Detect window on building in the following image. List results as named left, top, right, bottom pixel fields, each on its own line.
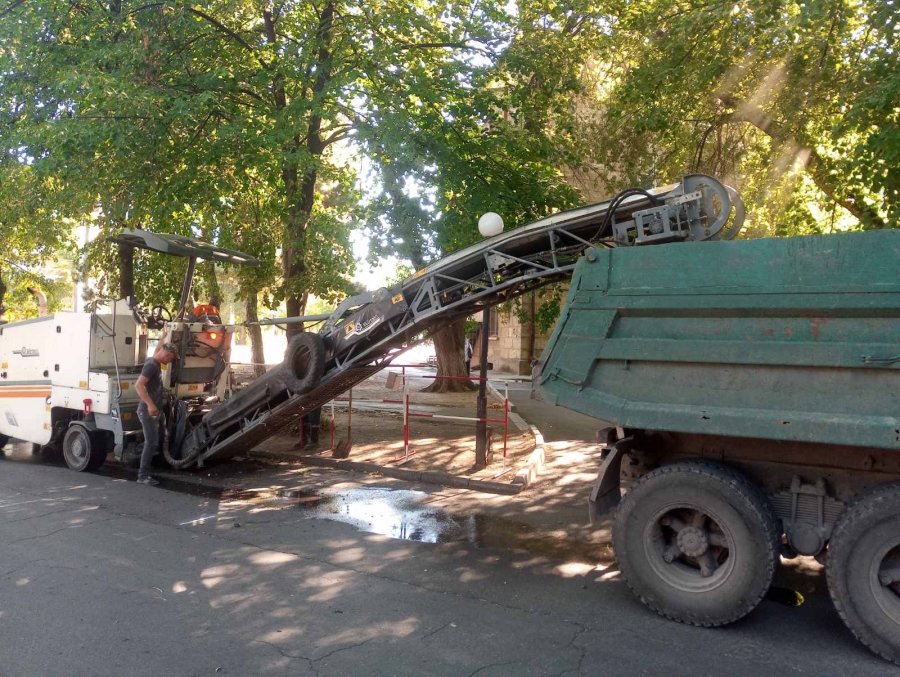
left=488, top=308, right=499, bottom=338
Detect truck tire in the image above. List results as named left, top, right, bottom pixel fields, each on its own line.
left=282, top=332, right=326, bottom=394
left=612, top=460, right=780, bottom=627
left=826, top=482, right=900, bottom=666
left=0, top=434, right=9, bottom=450
left=62, top=427, right=108, bottom=472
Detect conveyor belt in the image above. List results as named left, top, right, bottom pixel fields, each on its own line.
left=195, top=364, right=384, bottom=465
left=187, top=174, right=742, bottom=467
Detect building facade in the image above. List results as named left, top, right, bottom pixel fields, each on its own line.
left=474, top=290, right=561, bottom=376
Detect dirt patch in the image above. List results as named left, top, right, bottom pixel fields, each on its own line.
left=255, top=408, right=531, bottom=481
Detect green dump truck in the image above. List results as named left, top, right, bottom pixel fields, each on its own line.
left=533, top=229, right=900, bottom=666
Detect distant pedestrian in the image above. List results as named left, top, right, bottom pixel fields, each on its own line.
left=302, top=407, right=322, bottom=449
left=465, top=337, right=473, bottom=373
left=134, top=341, right=180, bottom=486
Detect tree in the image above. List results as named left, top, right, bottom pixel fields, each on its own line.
left=358, top=2, right=602, bottom=390
left=2, top=0, right=513, bottom=345
left=0, top=159, right=73, bottom=322
left=578, top=0, right=896, bottom=232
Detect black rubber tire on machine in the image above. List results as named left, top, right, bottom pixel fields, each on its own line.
left=0, top=434, right=9, bottom=450
left=282, top=332, right=326, bottom=393
left=612, top=460, right=780, bottom=627
left=827, top=482, right=900, bottom=666
left=62, top=426, right=109, bottom=472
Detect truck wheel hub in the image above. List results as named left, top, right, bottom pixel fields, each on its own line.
left=677, top=526, right=709, bottom=557
left=72, top=439, right=86, bottom=459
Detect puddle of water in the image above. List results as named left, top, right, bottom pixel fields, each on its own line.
left=271, top=487, right=609, bottom=564
left=3, top=446, right=608, bottom=564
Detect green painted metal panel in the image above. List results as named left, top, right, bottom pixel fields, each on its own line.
left=534, top=230, right=900, bottom=450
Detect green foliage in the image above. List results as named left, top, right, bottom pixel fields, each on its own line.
left=579, top=0, right=897, bottom=231
left=358, top=1, right=607, bottom=266
left=0, top=160, right=74, bottom=319
left=3, top=0, right=896, bottom=336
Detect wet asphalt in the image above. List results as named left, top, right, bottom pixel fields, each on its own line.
left=0, top=444, right=896, bottom=677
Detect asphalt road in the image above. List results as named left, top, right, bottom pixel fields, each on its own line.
left=0, top=454, right=896, bottom=677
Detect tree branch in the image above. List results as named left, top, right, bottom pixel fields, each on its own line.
left=0, top=0, right=26, bottom=20
left=719, top=95, right=886, bottom=228
left=185, top=5, right=269, bottom=68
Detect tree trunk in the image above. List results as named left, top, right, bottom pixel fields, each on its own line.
left=424, top=318, right=477, bottom=393
left=0, top=269, right=6, bottom=324
left=118, top=243, right=135, bottom=300
left=199, top=227, right=222, bottom=305
left=266, top=3, right=334, bottom=339
left=243, top=287, right=267, bottom=378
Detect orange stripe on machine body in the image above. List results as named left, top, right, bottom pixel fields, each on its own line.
left=0, top=389, right=52, bottom=398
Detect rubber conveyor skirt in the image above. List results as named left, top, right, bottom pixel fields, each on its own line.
left=195, top=364, right=384, bottom=466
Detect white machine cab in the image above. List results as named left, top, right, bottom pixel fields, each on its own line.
left=0, top=230, right=257, bottom=472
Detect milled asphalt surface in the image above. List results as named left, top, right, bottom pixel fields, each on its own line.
left=1, top=445, right=897, bottom=676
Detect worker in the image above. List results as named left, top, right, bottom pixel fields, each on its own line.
left=134, top=341, right=180, bottom=486
left=191, top=294, right=221, bottom=323
left=465, top=336, right=473, bottom=373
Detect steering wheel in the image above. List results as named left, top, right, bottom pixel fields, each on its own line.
left=150, top=305, right=173, bottom=324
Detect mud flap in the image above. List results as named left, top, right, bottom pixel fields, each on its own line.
left=588, top=435, right=633, bottom=525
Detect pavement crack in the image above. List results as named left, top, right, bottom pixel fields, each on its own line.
left=0, top=558, right=47, bottom=579
left=0, top=505, right=74, bottom=525
left=467, top=661, right=518, bottom=677
left=420, top=622, right=452, bottom=641
left=555, top=623, right=589, bottom=677
left=4, top=517, right=122, bottom=546
left=313, top=637, right=375, bottom=663
left=251, top=639, right=315, bottom=673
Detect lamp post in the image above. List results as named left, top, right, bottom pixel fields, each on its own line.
left=474, top=212, right=503, bottom=469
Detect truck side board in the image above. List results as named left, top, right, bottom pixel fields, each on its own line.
left=534, top=230, right=900, bottom=452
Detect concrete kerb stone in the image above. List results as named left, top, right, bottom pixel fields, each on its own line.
left=512, top=424, right=546, bottom=488
left=281, top=453, right=523, bottom=495
left=507, top=411, right=529, bottom=432
left=485, top=380, right=513, bottom=411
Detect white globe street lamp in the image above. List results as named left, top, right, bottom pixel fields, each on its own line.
left=478, top=212, right=504, bottom=238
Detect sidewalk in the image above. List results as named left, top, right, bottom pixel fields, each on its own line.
left=244, top=367, right=614, bottom=552
left=250, top=368, right=535, bottom=489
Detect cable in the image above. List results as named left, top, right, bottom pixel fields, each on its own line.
left=590, top=188, right=662, bottom=242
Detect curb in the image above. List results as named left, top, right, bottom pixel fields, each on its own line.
left=485, top=380, right=513, bottom=411
left=253, top=450, right=522, bottom=496
left=512, top=425, right=546, bottom=488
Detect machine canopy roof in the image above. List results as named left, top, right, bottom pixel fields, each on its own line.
left=108, top=229, right=259, bottom=266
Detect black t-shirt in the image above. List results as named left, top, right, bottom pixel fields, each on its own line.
left=140, top=356, right=164, bottom=408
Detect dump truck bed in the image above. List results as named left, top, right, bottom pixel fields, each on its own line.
left=534, top=229, right=900, bottom=451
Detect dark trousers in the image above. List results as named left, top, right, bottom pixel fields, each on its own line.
left=302, top=407, right=322, bottom=446
left=137, top=403, right=161, bottom=479
left=465, top=360, right=471, bottom=373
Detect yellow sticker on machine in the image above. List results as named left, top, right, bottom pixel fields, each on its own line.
left=122, top=412, right=132, bottom=421
left=188, top=384, right=200, bottom=392
left=343, top=321, right=356, bottom=336
left=1, top=362, right=6, bottom=369
left=391, top=293, right=404, bottom=304
left=79, top=380, right=88, bottom=389
left=120, top=382, right=130, bottom=390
